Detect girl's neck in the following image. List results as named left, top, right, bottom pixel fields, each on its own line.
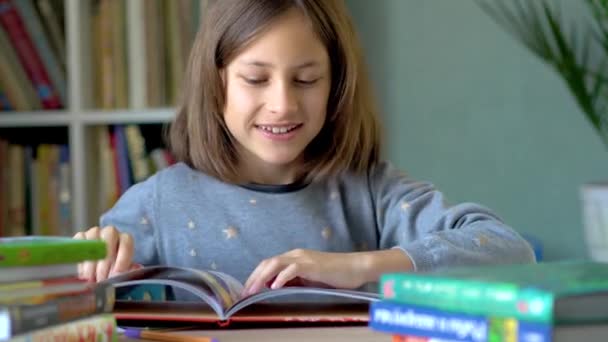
left=238, top=158, right=303, bottom=186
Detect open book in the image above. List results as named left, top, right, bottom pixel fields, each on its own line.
left=102, top=266, right=379, bottom=324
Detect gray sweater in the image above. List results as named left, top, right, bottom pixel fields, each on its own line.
left=100, top=161, right=535, bottom=285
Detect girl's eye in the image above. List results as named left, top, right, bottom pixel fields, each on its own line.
left=243, top=77, right=267, bottom=85
left=295, top=78, right=319, bottom=86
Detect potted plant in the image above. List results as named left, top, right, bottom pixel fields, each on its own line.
left=477, top=0, right=608, bottom=261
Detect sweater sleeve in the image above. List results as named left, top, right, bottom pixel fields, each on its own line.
left=99, top=175, right=159, bottom=266
left=369, top=161, right=536, bottom=271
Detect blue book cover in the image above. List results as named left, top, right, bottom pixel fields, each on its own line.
left=114, top=125, right=133, bottom=194
left=0, top=90, right=12, bottom=110
left=58, top=145, right=72, bottom=233
left=369, top=300, right=551, bottom=342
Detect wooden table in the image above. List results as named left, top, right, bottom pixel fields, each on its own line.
left=121, top=326, right=391, bottom=342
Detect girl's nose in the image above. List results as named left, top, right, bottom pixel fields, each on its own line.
left=266, top=82, right=298, bottom=115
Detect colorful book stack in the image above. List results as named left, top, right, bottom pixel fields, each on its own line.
left=369, top=261, right=608, bottom=342
left=0, top=236, right=117, bottom=341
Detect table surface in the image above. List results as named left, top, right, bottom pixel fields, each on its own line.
left=121, top=326, right=391, bottom=342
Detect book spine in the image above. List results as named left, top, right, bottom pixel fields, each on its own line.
left=36, top=144, right=51, bottom=235
left=4, top=283, right=115, bottom=338
left=0, top=8, right=41, bottom=110
left=0, top=239, right=106, bottom=267
left=0, top=140, right=7, bottom=237
left=0, top=90, right=10, bottom=109
left=6, top=144, right=26, bottom=237
left=114, top=125, right=133, bottom=193
left=125, top=125, right=150, bottom=183
left=126, top=0, right=146, bottom=108
left=58, top=145, right=72, bottom=235
left=380, top=275, right=554, bottom=323
left=0, top=0, right=62, bottom=109
left=9, top=313, right=117, bottom=342
left=369, top=301, right=552, bottom=342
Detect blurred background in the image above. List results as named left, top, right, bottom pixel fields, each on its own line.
left=346, top=0, right=608, bottom=261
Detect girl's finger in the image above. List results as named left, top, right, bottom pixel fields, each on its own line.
left=243, top=259, right=269, bottom=292
left=82, top=227, right=101, bottom=281
left=96, top=226, right=119, bottom=282
left=111, top=233, right=134, bottom=276
left=246, top=257, right=287, bottom=295
left=73, top=232, right=85, bottom=278
left=270, top=263, right=300, bottom=289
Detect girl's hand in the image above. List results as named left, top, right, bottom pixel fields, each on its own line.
left=242, top=249, right=366, bottom=297
left=73, top=226, right=139, bottom=282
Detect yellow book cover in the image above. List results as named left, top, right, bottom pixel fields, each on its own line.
left=7, top=144, right=26, bottom=237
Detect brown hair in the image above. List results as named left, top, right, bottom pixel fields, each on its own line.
left=168, top=0, right=383, bottom=184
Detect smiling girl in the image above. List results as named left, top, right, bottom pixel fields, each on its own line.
left=74, top=0, right=535, bottom=297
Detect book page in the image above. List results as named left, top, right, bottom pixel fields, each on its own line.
left=226, top=286, right=380, bottom=318
left=102, top=266, right=244, bottom=315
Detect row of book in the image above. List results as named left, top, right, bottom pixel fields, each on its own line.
left=0, top=140, right=71, bottom=237
left=91, top=0, right=205, bottom=109
left=0, top=0, right=66, bottom=110
left=368, top=262, right=608, bottom=342
left=0, top=236, right=115, bottom=341
left=0, top=0, right=205, bottom=111
left=91, top=124, right=175, bottom=219
left=0, top=125, right=174, bottom=238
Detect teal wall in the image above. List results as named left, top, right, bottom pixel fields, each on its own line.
left=346, top=0, right=608, bottom=261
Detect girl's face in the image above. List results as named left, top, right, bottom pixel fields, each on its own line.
left=223, top=8, right=331, bottom=184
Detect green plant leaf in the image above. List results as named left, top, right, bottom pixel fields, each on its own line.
left=478, top=0, right=608, bottom=148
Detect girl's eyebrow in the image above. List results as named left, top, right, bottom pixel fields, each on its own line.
left=239, top=59, right=321, bottom=69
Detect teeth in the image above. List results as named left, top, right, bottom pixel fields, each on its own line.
left=259, top=125, right=298, bottom=134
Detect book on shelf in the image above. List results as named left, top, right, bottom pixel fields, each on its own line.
left=379, top=260, right=608, bottom=325
left=0, top=140, right=7, bottom=237
left=0, top=0, right=63, bottom=109
left=90, top=0, right=204, bottom=109
left=103, top=265, right=379, bottom=325
left=372, top=301, right=608, bottom=342
left=34, top=0, right=66, bottom=74
left=0, top=21, right=42, bottom=111
left=90, top=124, right=174, bottom=218
left=0, top=141, right=71, bottom=237
left=12, top=0, right=67, bottom=105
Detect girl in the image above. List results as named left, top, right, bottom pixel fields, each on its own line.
left=75, top=0, right=535, bottom=297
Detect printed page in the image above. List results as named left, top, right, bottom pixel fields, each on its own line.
left=226, top=286, right=380, bottom=317
left=102, top=266, right=244, bottom=315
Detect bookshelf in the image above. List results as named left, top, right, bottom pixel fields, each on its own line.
left=0, top=0, right=200, bottom=236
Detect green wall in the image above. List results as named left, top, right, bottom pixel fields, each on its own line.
left=346, top=0, right=608, bottom=261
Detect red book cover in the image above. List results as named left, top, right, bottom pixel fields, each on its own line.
left=0, top=0, right=62, bottom=109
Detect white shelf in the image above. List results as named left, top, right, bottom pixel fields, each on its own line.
left=0, top=112, right=72, bottom=127
left=0, top=108, right=174, bottom=127
left=77, top=108, right=175, bottom=125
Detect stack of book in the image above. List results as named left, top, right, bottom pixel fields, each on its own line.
left=369, top=261, right=608, bottom=342
left=0, top=236, right=116, bottom=342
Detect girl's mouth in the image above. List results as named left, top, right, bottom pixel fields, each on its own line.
left=255, top=124, right=303, bottom=140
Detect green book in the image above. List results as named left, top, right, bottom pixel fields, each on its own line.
left=0, top=236, right=106, bottom=267
left=380, top=260, right=608, bottom=324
